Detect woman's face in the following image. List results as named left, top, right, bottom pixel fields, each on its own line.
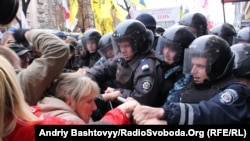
left=72, top=94, right=97, bottom=123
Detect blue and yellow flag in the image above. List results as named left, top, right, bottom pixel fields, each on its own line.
left=130, top=0, right=147, bottom=10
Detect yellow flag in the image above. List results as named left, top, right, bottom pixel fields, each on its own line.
left=69, top=0, right=78, bottom=26
left=111, top=0, right=128, bottom=22
left=90, top=0, right=114, bottom=34
left=102, top=15, right=114, bottom=33
left=180, top=6, right=184, bottom=19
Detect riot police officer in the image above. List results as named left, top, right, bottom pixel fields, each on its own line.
left=81, top=29, right=102, bottom=68
left=210, top=23, right=236, bottom=46
left=133, top=35, right=249, bottom=124
left=155, top=25, right=196, bottom=105
left=233, top=26, right=250, bottom=44
left=86, top=19, right=164, bottom=109
left=178, top=12, right=209, bottom=37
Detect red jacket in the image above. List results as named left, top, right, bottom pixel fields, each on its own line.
left=100, top=108, right=131, bottom=125
left=3, top=106, right=130, bottom=141
left=3, top=116, right=78, bottom=141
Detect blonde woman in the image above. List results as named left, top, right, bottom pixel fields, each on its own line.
left=36, top=72, right=124, bottom=123
left=36, top=73, right=100, bottom=124
left=0, top=56, right=81, bottom=141
left=0, top=55, right=139, bottom=141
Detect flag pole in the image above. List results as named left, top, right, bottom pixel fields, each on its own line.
left=221, top=0, right=226, bottom=23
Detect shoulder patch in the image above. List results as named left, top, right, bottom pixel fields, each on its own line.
left=141, top=77, right=153, bottom=91
left=140, top=59, right=149, bottom=72
left=219, top=89, right=239, bottom=105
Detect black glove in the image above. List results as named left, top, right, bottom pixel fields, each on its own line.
left=13, top=29, right=29, bottom=44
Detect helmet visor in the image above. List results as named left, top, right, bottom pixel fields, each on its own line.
left=111, top=35, right=136, bottom=57
left=183, top=48, right=219, bottom=75
left=98, top=45, right=114, bottom=59
left=158, top=37, right=182, bottom=63
left=233, top=50, right=249, bottom=69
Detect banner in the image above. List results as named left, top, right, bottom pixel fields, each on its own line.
left=132, top=7, right=180, bottom=22
left=132, top=7, right=180, bottom=28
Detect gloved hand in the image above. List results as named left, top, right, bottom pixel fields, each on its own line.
left=13, top=29, right=29, bottom=44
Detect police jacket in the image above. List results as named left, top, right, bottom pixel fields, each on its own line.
left=88, top=51, right=101, bottom=68
left=86, top=50, right=164, bottom=107
left=162, top=76, right=249, bottom=124
left=74, top=54, right=90, bottom=68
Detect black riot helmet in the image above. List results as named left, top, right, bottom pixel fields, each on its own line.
left=231, top=43, right=250, bottom=78
left=156, top=26, right=165, bottom=36
left=112, top=19, right=149, bottom=55
left=156, top=25, right=196, bottom=66
left=183, top=35, right=234, bottom=81
left=135, top=13, right=156, bottom=34
left=98, top=32, right=114, bottom=59
left=234, top=27, right=250, bottom=44
left=81, top=29, right=102, bottom=49
left=210, top=23, right=236, bottom=46
left=146, top=29, right=154, bottom=50
left=178, top=12, right=208, bottom=37
left=0, top=0, right=19, bottom=25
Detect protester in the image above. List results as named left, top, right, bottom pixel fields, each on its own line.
left=0, top=31, right=15, bottom=47
left=0, top=55, right=140, bottom=141
left=8, top=43, right=31, bottom=68
left=0, top=46, right=21, bottom=70
left=10, top=29, right=70, bottom=105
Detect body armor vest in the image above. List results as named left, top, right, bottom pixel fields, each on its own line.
left=181, top=75, right=237, bottom=103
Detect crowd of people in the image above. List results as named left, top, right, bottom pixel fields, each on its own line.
left=0, top=0, right=250, bottom=140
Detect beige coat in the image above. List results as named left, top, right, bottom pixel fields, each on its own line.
left=37, top=97, right=86, bottom=124
left=17, top=29, right=70, bottom=105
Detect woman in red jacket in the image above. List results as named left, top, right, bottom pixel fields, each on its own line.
left=0, top=56, right=138, bottom=141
